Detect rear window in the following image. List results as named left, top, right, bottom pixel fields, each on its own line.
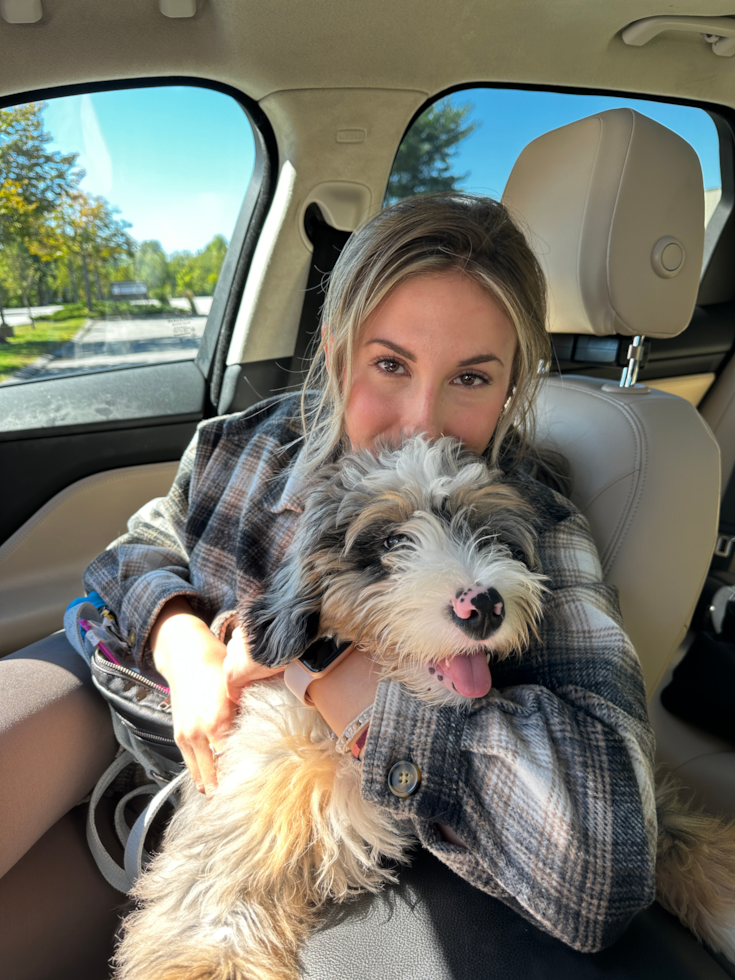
left=387, top=88, right=721, bottom=223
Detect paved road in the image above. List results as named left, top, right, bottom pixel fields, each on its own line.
left=3, top=297, right=214, bottom=382
left=9, top=314, right=208, bottom=381
left=1, top=296, right=213, bottom=328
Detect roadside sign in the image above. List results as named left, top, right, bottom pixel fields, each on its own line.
left=111, top=281, right=148, bottom=299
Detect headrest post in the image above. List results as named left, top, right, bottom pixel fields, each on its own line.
left=619, top=335, right=646, bottom=387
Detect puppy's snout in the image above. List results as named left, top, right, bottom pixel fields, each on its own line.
left=450, top=587, right=505, bottom=639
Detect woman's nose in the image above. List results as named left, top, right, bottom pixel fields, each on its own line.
left=409, top=389, right=444, bottom=440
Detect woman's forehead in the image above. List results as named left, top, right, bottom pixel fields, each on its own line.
left=357, top=271, right=517, bottom=361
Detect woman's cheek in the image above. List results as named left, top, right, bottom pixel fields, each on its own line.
left=344, top=379, right=399, bottom=449
left=446, top=399, right=504, bottom=454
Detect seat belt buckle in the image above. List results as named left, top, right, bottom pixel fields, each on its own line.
left=714, top=534, right=735, bottom=559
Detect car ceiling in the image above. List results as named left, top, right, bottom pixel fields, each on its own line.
left=1, top=1, right=735, bottom=109
left=2, top=1, right=735, bottom=367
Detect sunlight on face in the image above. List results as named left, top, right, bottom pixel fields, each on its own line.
left=343, top=272, right=517, bottom=455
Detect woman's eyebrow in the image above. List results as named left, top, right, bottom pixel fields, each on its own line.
left=366, top=339, right=416, bottom=362
left=458, top=353, right=504, bottom=368
left=366, top=338, right=504, bottom=369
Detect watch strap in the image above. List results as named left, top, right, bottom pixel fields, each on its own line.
left=283, top=659, right=317, bottom=705
left=283, top=640, right=354, bottom=705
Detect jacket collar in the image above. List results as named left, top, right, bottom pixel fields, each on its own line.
left=262, top=459, right=307, bottom=515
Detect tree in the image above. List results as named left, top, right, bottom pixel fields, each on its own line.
left=0, top=102, right=81, bottom=322
left=170, top=235, right=229, bottom=302
left=386, top=98, right=478, bottom=203
left=193, top=234, right=227, bottom=295
left=0, top=177, right=33, bottom=331
left=135, top=240, right=171, bottom=300
left=0, top=103, right=81, bottom=220
left=170, top=250, right=197, bottom=312
left=0, top=239, right=40, bottom=324
left=36, top=190, right=135, bottom=310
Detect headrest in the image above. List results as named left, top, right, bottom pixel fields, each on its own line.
left=502, top=108, right=704, bottom=339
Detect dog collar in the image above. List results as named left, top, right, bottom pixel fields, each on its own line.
left=283, top=637, right=354, bottom=705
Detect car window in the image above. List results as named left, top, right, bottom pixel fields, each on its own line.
left=0, top=85, right=256, bottom=386
left=387, top=88, right=722, bottom=224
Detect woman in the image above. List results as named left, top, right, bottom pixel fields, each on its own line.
left=83, top=194, right=656, bottom=953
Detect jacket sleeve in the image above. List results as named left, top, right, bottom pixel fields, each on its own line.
left=82, top=428, right=206, bottom=667
left=359, top=510, right=657, bottom=953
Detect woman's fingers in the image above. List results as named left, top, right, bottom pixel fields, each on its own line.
left=177, top=738, right=204, bottom=794
left=150, top=608, right=283, bottom=795
left=156, top=620, right=235, bottom=795
left=174, top=694, right=235, bottom=794
left=223, top=626, right=285, bottom=703
left=200, top=699, right=236, bottom=794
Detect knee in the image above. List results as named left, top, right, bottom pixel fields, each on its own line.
left=0, top=631, right=116, bottom=878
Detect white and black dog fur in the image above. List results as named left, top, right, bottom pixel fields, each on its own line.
left=115, top=436, right=735, bottom=980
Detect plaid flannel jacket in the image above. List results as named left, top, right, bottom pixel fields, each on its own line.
left=83, top=393, right=657, bottom=953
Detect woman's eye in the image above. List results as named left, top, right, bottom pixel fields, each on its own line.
left=377, top=358, right=405, bottom=374
left=383, top=533, right=409, bottom=550
left=453, top=372, right=487, bottom=387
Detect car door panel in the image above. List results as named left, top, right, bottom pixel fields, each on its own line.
left=0, top=359, right=205, bottom=547
left=0, top=460, right=180, bottom=656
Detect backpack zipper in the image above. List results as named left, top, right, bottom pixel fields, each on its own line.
left=93, top=649, right=170, bottom=694
left=119, top=716, right=178, bottom=746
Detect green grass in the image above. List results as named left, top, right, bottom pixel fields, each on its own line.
left=0, top=318, right=87, bottom=383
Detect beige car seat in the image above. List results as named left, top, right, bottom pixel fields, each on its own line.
left=502, top=109, right=732, bottom=815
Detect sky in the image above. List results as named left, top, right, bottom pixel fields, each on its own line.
left=43, top=86, right=256, bottom=255
left=38, top=85, right=720, bottom=258
left=443, top=88, right=721, bottom=198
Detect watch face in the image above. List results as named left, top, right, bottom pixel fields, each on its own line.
left=299, top=637, right=352, bottom=673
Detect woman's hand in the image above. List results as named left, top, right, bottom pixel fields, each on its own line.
left=150, top=598, right=235, bottom=796
left=222, top=626, right=285, bottom=702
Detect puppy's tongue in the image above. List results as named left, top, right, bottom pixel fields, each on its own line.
left=437, top=651, right=492, bottom=698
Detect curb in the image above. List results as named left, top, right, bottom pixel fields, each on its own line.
left=3, top=319, right=93, bottom=383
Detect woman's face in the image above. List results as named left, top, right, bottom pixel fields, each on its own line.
left=343, top=271, right=518, bottom=455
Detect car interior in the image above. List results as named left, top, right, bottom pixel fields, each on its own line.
left=2, top=2, right=735, bottom=978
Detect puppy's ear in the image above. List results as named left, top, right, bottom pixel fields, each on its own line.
left=240, top=471, right=343, bottom=667
left=244, top=596, right=321, bottom=668
left=499, top=520, right=540, bottom=572
left=474, top=483, right=541, bottom=572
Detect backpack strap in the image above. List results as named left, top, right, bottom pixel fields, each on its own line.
left=66, top=592, right=188, bottom=890
left=86, top=749, right=139, bottom=894
left=86, top=748, right=187, bottom=894
left=124, top=770, right=188, bottom=883
left=114, top=783, right=160, bottom=848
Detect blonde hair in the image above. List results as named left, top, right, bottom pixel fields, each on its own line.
left=299, top=194, right=552, bottom=476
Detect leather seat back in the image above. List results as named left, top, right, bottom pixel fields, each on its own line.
left=503, top=109, right=720, bottom=695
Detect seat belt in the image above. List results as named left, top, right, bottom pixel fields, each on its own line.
left=286, top=203, right=352, bottom=390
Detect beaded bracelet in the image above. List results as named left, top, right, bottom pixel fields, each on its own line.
left=334, top=704, right=374, bottom=756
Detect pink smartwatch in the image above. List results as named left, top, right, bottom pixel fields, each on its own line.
left=283, top=637, right=354, bottom=705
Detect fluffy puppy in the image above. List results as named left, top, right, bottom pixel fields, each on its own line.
left=114, top=436, right=735, bottom=980
left=246, top=435, right=548, bottom=704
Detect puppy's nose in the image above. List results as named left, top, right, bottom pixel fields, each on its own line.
left=450, top=587, right=505, bottom=639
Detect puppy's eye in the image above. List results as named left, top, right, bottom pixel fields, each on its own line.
left=383, top=534, right=409, bottom=550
